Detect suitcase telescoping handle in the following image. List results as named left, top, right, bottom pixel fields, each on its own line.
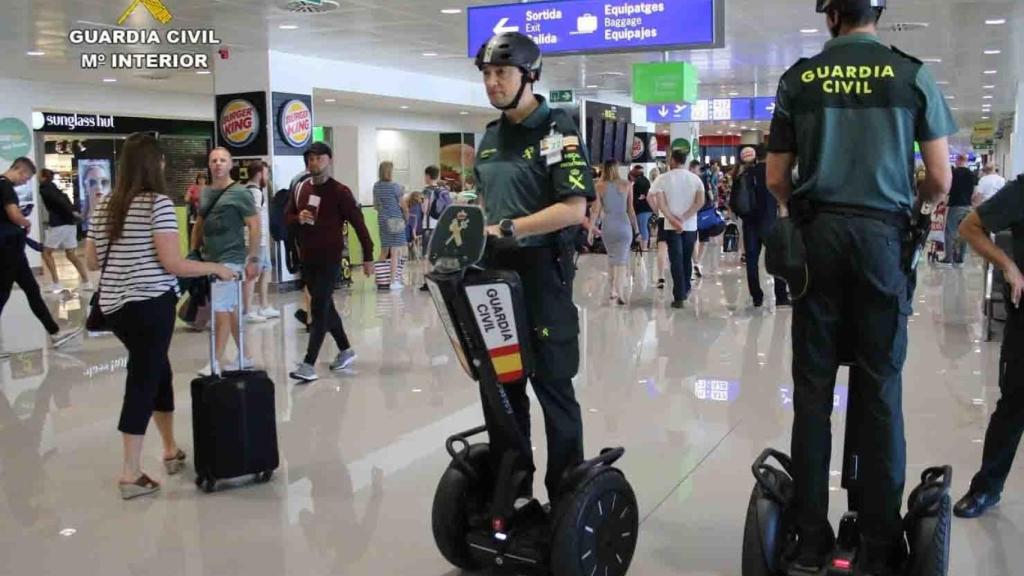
left=208, top=275, right=245, bottom=377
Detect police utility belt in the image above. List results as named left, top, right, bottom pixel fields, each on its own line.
left=765, top=198, right=929, bottom=300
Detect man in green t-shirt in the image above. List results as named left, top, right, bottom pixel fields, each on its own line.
left=191, top=147, right=260, bottom=375
left=765, top=1, right=955, bottom=572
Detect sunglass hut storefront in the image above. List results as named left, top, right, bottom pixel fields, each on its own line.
left=31, top=111, right=214, bottom=234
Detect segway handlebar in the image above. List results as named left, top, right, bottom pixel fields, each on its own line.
left=752, top=448, right=794, bottom=504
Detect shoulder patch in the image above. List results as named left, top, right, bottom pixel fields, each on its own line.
left=549, top=107, right=581, bottom=136
left=890, top=45, right=923, bottom=65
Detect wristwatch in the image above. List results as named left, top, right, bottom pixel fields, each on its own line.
left=498, top=218, right=516, bottom=238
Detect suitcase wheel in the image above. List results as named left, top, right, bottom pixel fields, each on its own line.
left=255, top=470, right=274, bottom=484
left=201, top=478, right=217, bottom=493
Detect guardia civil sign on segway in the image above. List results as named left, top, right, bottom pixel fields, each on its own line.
left=425, top=206, right=639, bottom=575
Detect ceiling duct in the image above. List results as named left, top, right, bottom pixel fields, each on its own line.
left=281, top=0, right=340, bottom=14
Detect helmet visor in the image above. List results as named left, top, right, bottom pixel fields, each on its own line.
left=816, top=0, right=886, bottom=12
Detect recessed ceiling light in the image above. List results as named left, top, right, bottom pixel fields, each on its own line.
left=102, top=78, right=117, bottom=83
left=422, top=52, right=438, bottom=57
left=922, top=58, right=942, bottom=63
left=728, top=91, right=739, bottom=96
left=944, top=95, right=954, bottom=100
left=984, top=50, right=1002, bottom=55
left=983, top=95, right=993, bottom=99
left=800, top=28, right=819, bottom=34
left=196, top=70, right=211, bottom=75
left=586, top=84, right=598, bottom=88
left=26, top=50, right=45, bottom=56
left=985, top=19, right=1006, bottom=25
left=441, top=8, right=462, bottom=14
left=324, top=98, right=336, bottom=103
left=935, top=81, right=949, bottom=85
left=279, top=24, right=299, bottom=30
left=400, top=105, right=409, bottom=109
left=459, top=111, right=469, bottom=115
left=984, top=70, right=998, bottom=74
left=981, top=116, right=990, bottom=119
left=983, top=85, right=996, bottom=89
left=950, top=107, right=960, bottom=111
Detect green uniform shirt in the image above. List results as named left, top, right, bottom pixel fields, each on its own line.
left=768, top=33, right=957, bottom=213
left=199, top=182, right=256, bottom=265
left=475, top=95, right=596, bottom=247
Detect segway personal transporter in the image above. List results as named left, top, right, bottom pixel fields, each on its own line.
left=424, top=205, right=639, bottom=575
left=743, top=364, right=952, bottom=576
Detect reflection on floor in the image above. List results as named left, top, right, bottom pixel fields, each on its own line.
left=0, top=248, right=1019, bottom=575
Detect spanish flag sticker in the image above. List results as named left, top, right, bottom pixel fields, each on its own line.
left=490, top=344, right=524, bottom=384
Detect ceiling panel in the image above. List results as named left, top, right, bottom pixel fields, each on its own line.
left=0, top=0, right=1017, bottom=135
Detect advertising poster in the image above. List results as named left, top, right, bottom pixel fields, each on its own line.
left=79, top=159, right=112, bottom=231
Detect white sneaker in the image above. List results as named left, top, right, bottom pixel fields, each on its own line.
left=259, top=307, right=281, bottom=319
left=50, top=327, right=83, bottom=348
left=232, top=356, right=255, bottom=371
left=79, top=281, right=95, bottom=291
left=389, top=282, right=404, bottom=291
left=245, top=312, right=267, bottom=323
left=46, top=283, right=63, bottom=293
left=198, top=361, right=219, bottom=377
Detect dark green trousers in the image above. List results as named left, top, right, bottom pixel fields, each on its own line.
left=791, top=213, right=911, bottom=554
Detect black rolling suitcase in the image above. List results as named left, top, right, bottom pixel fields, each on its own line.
left=191, top=279, right=279, bottom=493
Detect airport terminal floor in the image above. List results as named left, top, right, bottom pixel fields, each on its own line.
left=1, top=249, right=1019, bottom=576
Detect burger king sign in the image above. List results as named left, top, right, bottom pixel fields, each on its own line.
left=219, top=99, right=259, bottom=147
left=279, top=99, right=312, bottom=148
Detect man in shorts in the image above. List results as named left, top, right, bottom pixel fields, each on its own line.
left=38, top=169, right=91, bottom=292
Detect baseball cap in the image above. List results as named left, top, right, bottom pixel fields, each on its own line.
left=304, top=141, right=333, bottom=160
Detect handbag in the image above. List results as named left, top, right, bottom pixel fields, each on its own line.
left=697, top=206, right=725, bottom=233
left=86, top=241, right=111, bottom=331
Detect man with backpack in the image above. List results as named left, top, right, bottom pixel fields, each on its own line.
left=733, top=146, right=790, bottom=307
left=419, top=165, right=450, bottom=292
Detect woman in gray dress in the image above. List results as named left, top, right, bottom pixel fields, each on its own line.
left=373, top=161, right=408, bottom=290
left=588, top=161, right=639, bottom=305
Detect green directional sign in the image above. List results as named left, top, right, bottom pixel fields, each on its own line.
left=549, top=90, right=574, bottom=104
left=0, top=118, right=31, bottom=161
left=632, top=62, right=699, bottom=105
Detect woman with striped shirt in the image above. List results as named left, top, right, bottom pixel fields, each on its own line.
left=86, top=133, right=234, bottom=500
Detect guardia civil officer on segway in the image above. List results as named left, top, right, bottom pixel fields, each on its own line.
left=745, top=1, right=958, bottom=575
left=425, top=32, right=638, bottom=575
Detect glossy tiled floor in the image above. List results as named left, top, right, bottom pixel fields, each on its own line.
left=1, top=247, right=1020, bottom=576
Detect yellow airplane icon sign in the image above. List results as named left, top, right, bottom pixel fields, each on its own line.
left=118, top=0, right=174, bottom=26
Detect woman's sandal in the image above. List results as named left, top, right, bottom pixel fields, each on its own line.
left=119, top=474, right=160, bottom=500
left=163, top=450, right=187, bottom=475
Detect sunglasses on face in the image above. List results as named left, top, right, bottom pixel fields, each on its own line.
left=87, top=178, right=110, bottom=188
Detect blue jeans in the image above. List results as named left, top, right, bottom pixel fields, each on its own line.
left=664, top=229, right=697, bottom=302
left=636, top=211, right=653, bottom=244
left=944, top=206, right=971, bottom=263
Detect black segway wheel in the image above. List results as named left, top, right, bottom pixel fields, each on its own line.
left=550, top=468, right=638, bottom=576
left=906, top=494, right=951, bottom=576
left=741, top=483, right=786, bottom=576
left=431, top=444, right=491, bottom=570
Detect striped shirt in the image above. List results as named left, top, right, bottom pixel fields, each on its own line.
left=88, top=193, right=179, bottom=314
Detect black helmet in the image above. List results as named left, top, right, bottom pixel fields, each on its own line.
left=816, top=0, right=886, bottom=12
left=474, top=32, right=542, bottom=83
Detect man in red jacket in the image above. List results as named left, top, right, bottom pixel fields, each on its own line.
left=285, top=142, right=374, bottom=382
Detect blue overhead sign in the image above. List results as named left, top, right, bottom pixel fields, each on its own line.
left=467, top=0, right=722, bottom=57
left=753, top=97, right=777, bottom=120
left=647, top=97, right=769, bottom=123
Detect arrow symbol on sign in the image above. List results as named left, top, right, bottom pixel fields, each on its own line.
left=658, top=106, right=668, bottom=118
left=493, top=17, right=519, bottom=34
left=674, top=105, right=686, bottom=113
